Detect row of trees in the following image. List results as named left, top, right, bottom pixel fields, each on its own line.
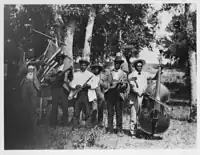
left=4, top=4, right=158, bottom=63
left=4, top=4, right=196, bottom=118
left=158, top=4, right=197, bottom=118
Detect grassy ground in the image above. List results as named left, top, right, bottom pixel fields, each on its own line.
left=8, top=104, right=196, bottom=150
left=4, top=68, right=196, bottom=150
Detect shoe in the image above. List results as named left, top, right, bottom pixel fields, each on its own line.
left=106, top=130, right=113, bottom=135
left=63, top=122, right=69, bottom=127
left=85, top=116, right=92, bottom=124
left=98, top=121, right=104, bottom=128
left=91, top=110, right=97, bottom=123
left=117, top=131, right=124, bottom=137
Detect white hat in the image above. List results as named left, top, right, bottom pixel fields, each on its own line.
left=27, top=65, right=35, bottom=69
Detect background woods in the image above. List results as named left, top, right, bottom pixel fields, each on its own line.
left=4, top=4, right=158, bottom=62
left=4, top=4, right=196, bottom=106
left=4, top=3, right=197, bottom=150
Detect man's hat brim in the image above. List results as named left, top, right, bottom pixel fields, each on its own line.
left=27, top=61, right=37, bottom=66
left=114, top=56, right=124, bottom=64
left=132, top=59, right=146, bottom=66
left=79, top=59, right=90, bottom=65
left=91, top=64, right=103, bottom=70
left=114, top=60, right=124, bottom=63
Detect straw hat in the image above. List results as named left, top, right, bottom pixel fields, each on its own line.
left=131, top=59, right=146, bottom=67
left=114, top=56, right=124, bottom=64
left=90, top=63, right=103, bottom=71
left=79, top=57, right=90, bottom=65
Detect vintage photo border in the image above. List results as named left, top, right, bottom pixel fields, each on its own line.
left=0, top=0, right=199, bottom=154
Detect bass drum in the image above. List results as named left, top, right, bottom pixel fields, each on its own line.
left=137, top=82, right=171, bottom=135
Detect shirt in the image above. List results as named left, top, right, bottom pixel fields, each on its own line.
left=128, top=71, right=154, bottom=94
left=69, top=70, right=98, bottom=102
left=110, top=68, right=129, bottom=100
left=111, top=68, right=127, bottom=81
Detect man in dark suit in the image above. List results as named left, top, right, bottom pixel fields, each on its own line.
left=105, top=56, right=129, bottom=137
left=20, top=62, right=41, bottom=126
left=44, top=57, right=71, bottom=129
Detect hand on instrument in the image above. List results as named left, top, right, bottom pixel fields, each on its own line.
left=75, top=85, right=81, bottom=89
left=85, top=84, right=91, bottom=89
left=130, top=77, right=137, bottom=81
left=101, top=74, right=107, bottom=81
left=82, top=84, right=91, bottom=89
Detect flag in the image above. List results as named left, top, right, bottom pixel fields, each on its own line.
left=38, top=40, right=59, bottom=62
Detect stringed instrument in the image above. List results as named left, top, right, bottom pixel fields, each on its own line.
left=68, top=75, right=94, bottom=100
left=137, top=50, right=171, bottom=135
left=104, top=70, right=128, bottom=93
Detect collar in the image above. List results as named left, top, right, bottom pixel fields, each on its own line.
left=112, top=68, right=121, bottom=72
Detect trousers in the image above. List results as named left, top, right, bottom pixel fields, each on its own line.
left=73, top=91, right=90, bottom=127
left=105, top=88, right=123, bottom=132
left=21, top=79, right=39, bottom=127
left=90, top=99, right=98, bottom=124
left=129, top=92, right=144, bottom=134
left=50, top=86, right=69, bottom=127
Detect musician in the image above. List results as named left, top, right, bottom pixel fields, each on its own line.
left=69, top=58, right=98, bottom=129
left=97, top=61, right=113, bottom=127
left=20, top=62, right=41, bottom=125
left=116, top=52, right=129, bottom=73
left=90, top=63, right=105, bottom=126
left=44, top=56, right=70, bottom=129
left=128, top=59, right=159, bottom=136
left=105, top=56, right=129, bottom=136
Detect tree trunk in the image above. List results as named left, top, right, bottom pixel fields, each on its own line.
left=83, top=7, right=96, bottom=62
left=52, top=5, right=61, bottom=46
left=62, top=19, right=76, bottom=71
left=185, top=4, right=197, bottom=120
left=188, top=51, right=197, bottom=104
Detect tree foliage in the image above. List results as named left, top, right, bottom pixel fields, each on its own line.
left=4, top=4, right=159, bottom=63
left=159, top=4, right=196, bottom=66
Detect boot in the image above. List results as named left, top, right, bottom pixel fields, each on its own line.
left=72, top=117, right=79, bottom=130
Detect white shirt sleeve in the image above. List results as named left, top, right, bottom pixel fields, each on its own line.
left=69, top=72, right=79, bottom=88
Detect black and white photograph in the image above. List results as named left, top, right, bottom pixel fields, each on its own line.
left=3, top=1, right=198, bottom=151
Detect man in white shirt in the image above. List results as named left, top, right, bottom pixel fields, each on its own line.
left=69, top=58, right=98, bottom=129
left=128, top=59, right=158, bottom=137
left=90, top=63, right=105, bottom=126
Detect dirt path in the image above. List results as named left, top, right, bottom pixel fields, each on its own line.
left=4, top=88, right=196, bottom=150
left=25, top=107, right=196, bottom=150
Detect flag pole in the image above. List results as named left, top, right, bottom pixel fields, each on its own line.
left=31, top=28, right=68, bottom=46
left=30, top=28, right=72, bottom=60
left=38, top=40, right=51, bottom=60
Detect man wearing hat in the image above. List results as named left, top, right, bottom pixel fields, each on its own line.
left=105, top=56, right=129, bottom=136
left=20, top=61, right=41, bottom=126
left=128, top=58, right=159, bottom=137
left=68, top=57, right=99, bottom=129
left=90, top=62, right=109, bottom=127
left=43, top=56, right=70, bottom=129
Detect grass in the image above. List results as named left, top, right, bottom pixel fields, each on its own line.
left=4, top=66, right=195, bottom=149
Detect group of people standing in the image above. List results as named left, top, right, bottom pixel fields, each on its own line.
left=19, top=53, right=159, bottom=138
